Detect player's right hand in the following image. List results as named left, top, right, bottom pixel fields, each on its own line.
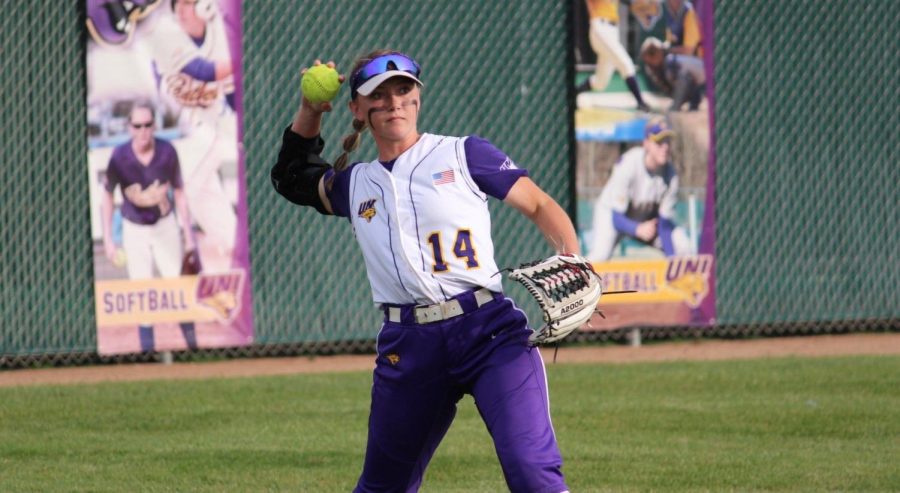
left=636, top=219, right=659, bottom=242
left=300, top=60, right=344, bottom=113
left=103, top=239, right=117, bottom=262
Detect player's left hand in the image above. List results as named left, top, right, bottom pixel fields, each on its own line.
left=183, top=237, right=196, bottom=253
left=180, top=249, right=202, bottom=276
left=508, top=254, right=603, bottom=345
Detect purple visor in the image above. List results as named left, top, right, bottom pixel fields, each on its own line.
left=350, top=52, right=423, bottom=98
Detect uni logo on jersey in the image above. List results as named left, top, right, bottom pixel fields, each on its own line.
left=358, top=198, right=377, bottom=222
left=386, top=353, right=400, bottom=365
left=432, top=169, right=455, bottom=185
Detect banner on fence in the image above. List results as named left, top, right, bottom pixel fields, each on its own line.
left=85, top=0, right=252, bottom=354
left=572, top=0, right=716, bottom=328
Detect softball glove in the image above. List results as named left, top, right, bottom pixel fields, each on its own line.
left=180, top=249, right=203, bottom=276
left=508, top=254, right=603, bottom=345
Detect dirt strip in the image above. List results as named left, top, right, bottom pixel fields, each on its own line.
left=1, top=333, right=897, bottom=388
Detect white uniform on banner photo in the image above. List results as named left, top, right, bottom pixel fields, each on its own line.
left=588, top=119, right=694, bottom=261
left=144, top=0, right=238, bottom=272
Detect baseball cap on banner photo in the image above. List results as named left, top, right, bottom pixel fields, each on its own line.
left=645, top=119, right=676, bottom=143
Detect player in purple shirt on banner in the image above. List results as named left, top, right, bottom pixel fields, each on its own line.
left=101, top=102, right=198, bottom=352
left=272, top=50, right=577, bottom=493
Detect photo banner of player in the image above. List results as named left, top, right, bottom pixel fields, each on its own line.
left=572, top=0, right=715, bottom=329
left=85, top=0, right=253, bottom=355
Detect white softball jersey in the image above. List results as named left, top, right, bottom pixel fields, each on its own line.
left=598, top=146, right=678, bottom=221
left=334, top=134, right=506, bottom=305
left=140, top=6, right=239, bottom=260
left=143, top=10, right=235, bottom=128
left=588, top=145, right=694, bottom=261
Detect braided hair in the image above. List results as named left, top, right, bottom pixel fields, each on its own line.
left=332, top=49, right=397, bottom=171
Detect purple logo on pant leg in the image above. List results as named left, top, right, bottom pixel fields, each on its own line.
left=86, top=0, right=162, bottom=46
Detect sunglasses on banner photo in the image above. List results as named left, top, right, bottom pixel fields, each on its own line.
left=350, top=53, right=421, bottom=94
left=130, top=121, right=154, bottom=129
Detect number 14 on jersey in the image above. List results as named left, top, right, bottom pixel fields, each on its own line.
left=427, top=230, right=479, bottom=272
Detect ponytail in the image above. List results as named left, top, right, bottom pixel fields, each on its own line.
left=333, top=117, right=367, bottom=171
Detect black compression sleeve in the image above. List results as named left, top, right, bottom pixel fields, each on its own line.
left=271, top=126, right=333, bottom=215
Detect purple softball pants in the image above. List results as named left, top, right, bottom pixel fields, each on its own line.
left=354, top=290, right=568, bottom=493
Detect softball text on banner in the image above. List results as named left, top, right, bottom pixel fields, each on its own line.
left=572, top=0, right=716, bottom=329
left=85, top=0, right=253, bottom=355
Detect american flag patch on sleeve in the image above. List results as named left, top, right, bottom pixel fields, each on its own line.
left=432, top=169, right=455, bottom=185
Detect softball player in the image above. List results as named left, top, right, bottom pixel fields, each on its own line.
left=272, top=52, right=577, bottom=493
left=640, top=37, right=706, bottom=111
left=578, top=0, right=650, bottom=111
left=143, top=0, right=237, bottom=271
left=101, top=103, right=197, bottom=351
left=587, top=118, right=693, bottom=261
left=664, top=0, right=704, bottom=57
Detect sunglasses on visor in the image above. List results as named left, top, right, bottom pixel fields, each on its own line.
left=350, top=53, right=421, bottom=96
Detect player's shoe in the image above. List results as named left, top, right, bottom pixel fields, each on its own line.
left=575, top=79, right=593, bottom=95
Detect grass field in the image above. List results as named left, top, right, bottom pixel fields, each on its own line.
left=1, top=355, right=898, bottom=492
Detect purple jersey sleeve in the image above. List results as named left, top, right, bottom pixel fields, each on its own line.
left=182, top=57, right=217, bottom=82
left=323, top=164, right=358, bottom=218
left=658, top=218, right=677, bottom=255
left=464, top=136, right=528, bottom=200
left=158, top=140, right=183, bottom=189
left=104, top=148, right=123, bottom=193
left=612, top=211, right=639, bottom=237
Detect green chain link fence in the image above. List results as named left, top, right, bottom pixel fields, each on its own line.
left=0, top=0, right=897, bottom=367
left=1, top=3, right=96, bottom=362
left=715, top=0, right=898, bottom=329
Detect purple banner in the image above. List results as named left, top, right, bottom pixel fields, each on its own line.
left=572, top=0, right=716, bottom=328
left=85, top=0, right=253, bottom=354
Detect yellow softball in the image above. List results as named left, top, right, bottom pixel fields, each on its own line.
left=301, top=64, right=341, bottom=104
left=113, top=248, right=127, bottom=268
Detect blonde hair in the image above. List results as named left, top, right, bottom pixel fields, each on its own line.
left=129, top=100, right=156, bottom=123
left=332, top=49, right=400, bottom=171
left=333, top=118, right=367, bottom=171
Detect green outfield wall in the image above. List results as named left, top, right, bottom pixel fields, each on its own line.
left=1, top=1, right=896, bottom=365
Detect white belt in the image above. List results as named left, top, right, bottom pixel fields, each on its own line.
left=387, top=288, right=495, bottom=324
